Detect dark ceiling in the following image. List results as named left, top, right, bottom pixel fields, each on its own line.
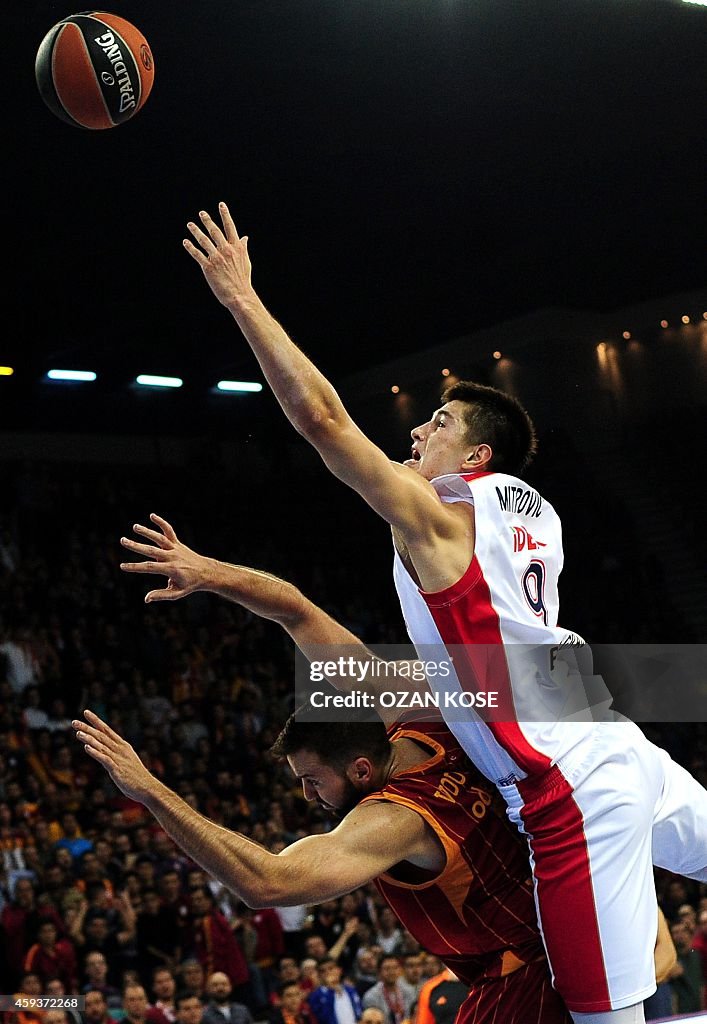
left=4, top=0, right=706, bottom=435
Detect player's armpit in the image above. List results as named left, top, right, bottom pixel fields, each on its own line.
left=257, top=801, right=433, bottom=907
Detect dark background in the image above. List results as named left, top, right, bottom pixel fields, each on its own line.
left=5, top=0, right=706, bottom=436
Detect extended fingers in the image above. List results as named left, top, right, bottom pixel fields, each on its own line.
left=218, top=201, right=240, bottom=244
left=149, top=513, right=177, bottom=541
left=198, top=208, right=228, bottom=248
left=186, top=219, right=218, bottom=256
left=120, top=537, right=169, bottom=560
left=83, top=709, right=124, bottom=744
left=120, top=560, right=163, bottom=574
left=132, top=523, right=173, bottom=549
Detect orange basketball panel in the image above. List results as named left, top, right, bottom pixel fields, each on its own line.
left=53, top=22, right=113, bottom=130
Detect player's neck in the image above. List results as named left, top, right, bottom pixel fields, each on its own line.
left=386, top=737, right=428, bottom=779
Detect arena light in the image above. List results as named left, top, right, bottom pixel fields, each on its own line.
left=216, top=380, right=263, bottom=393
left=47, top=369, right=97, bottom=382
left=681, top=1, right=707, bottom=6
left=135, top=374, right=183, bottom=389
left=0, top=366, right=14, bottom=376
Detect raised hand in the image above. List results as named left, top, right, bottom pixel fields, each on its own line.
left=182, top=202, right=253, bottom=309
left=72, top=710, right=156, bottom=802
left=119, top=513, right=209, bottom=603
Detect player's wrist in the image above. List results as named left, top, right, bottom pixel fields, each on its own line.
left=224, top=288, right=261, bottom=318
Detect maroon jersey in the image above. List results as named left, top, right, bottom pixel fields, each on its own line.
left=362, top=720, right=551, bottom=989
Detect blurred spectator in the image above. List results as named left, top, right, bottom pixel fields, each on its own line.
left=693, top=908, right=707, bottom=978
left=373, top=912, right=402, bottom=958
left=669, top=919, right=705, bottom=1014
left=273, top=902, right=308, bottom=961
left=74, top=911, right=132, bottom=986
left=80, top=950, right=122, bottom=1009
left=1, top=877, right=64, bottom=986
left=178, top=960, right=207, bottom=1001
left=361, top=957, right=410, bottom=1024
left=158, top=869, right=191, bottom=952
left=677, top=903, right=698, bottom=938
left=298, top=960, right=319, bottom=996
left=269, top=957, right=302, bottom=1006
left=137, top=888, right=182, bottom=979
left=351, top=949, right=379, bottom=1000
left=175, top=992, right=206, bottom=1024
left=84, top=988, right=119, bottom=1024
left=419, top=957, right=443, bottom=983
left=202, top=971, right=253, bottom=1024
left=303, top=936, right=328, bottom=963
left=268, top=982, right=315, bottom=1024
left=149, top=967, right=178, bottom=1024
left=307, top=959, right=362, bottom=1024
left=22, top=920, right=77, bottom=991
left=54, top=812, right=92, bottom=859
left=123, top=983, right=152, bottom=1024
left=0, top=626, right=41, bottom=694
left=22, top=688, right=49, bottom=731
left=251, top=907, right=285, bottom=992
left=44, top=1011, right=68, bottom=1024
left=187, top=886, right=249, bottom=997
left=307, top=903, right=340, bottom=950
left=398, top=955, right=423, bottom=1015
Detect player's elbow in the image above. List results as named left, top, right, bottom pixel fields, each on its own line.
left=243, top=885, right=298, bottom=910
left=240, top=891, right=269, bottom=911
left=293, top=401, right=347, bottom=445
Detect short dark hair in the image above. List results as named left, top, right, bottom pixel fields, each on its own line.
left=278, top=981, right=302, bottom=996
left=152, top=965, right=174, bottom=982
left=270, top=704, right=391, bottom=772
left=442, top=380, right=537, bottom=476
left=189, top=885, right=213, bottom=903
left=175, top=991, right=203, bottom=1010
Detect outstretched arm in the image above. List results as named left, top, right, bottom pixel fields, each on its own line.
left=120, top=515, right=426, bottom=724
left=182, top=205, right=468, bottom=564
left=72, top=711, right=429, bottom=907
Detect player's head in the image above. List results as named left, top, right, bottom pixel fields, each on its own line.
left=270, top=704, right=391, bottom=819
left=406, top=381, right=537, bottom=480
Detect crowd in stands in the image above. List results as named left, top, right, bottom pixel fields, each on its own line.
left=1, top=450, right=706, bottom=1024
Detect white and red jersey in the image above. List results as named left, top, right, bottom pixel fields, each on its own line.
left=393, top=470, right=605, bottom=786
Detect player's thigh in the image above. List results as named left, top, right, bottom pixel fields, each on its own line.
left=522, top=730, right=660, bottom=1012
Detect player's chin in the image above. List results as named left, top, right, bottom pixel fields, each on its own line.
left=403, top=458, right=420, bottom=471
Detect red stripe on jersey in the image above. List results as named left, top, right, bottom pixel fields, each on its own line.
left=422, top=557, right=554, bottom=776
left=518, top=768, right=611, bottom=1013
left=459, top=471, right=496, bottom=482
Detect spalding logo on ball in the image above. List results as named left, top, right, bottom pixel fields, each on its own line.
left=35, top=11, right=154, bottom=129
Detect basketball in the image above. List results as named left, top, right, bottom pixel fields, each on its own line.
left=35, top=11, right=154, bottom=129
